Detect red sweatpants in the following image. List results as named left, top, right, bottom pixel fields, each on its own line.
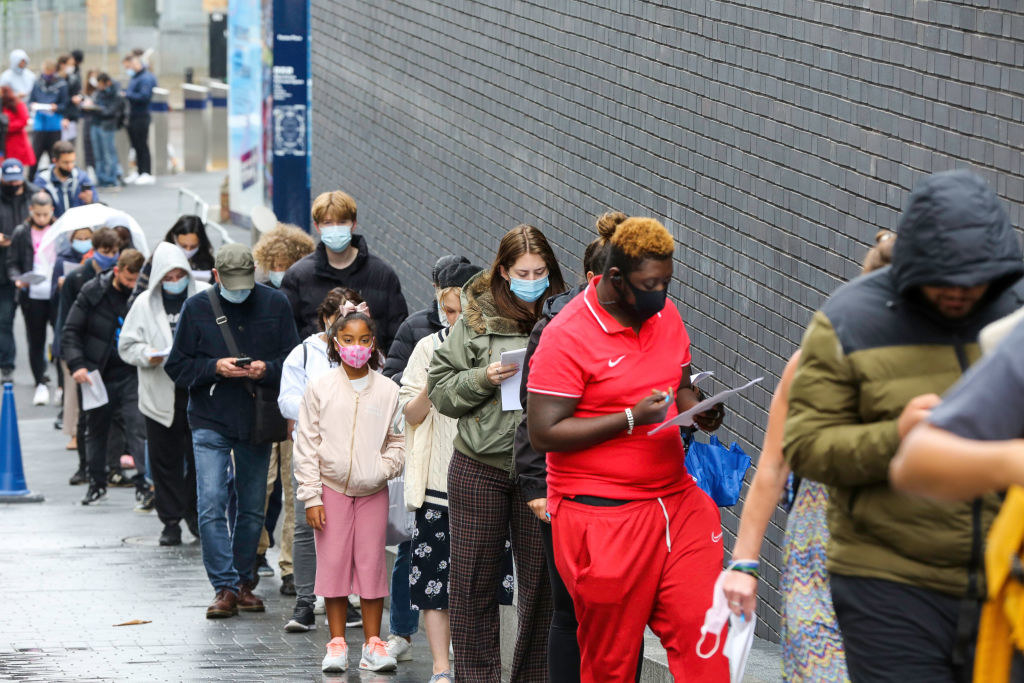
left=551, top=485, right=729, bottom=683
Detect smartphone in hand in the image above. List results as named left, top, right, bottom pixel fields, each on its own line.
left=234, top=357, right=254, bottom=367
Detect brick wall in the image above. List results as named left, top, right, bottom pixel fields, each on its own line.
left=311, top=0, right=1024, bottom=639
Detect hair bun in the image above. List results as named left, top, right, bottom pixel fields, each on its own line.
left=596, top=211, right=627, bottom=241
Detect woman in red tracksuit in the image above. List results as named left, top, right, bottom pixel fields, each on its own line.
left=527, top=215, right=728, bottom=682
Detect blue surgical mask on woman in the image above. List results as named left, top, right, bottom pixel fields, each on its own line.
left=162, top=276, right=189, bottom=295
left=219, top=286, right=251, bottom=304
left=319, top=224, right=352, bottom=253
left=509, top=275, right=549, bottom=303
left=72, top=239, right=92, bottom=255
left=93, top=251, right=119, bottom=270
left=268, top=271, right=286, bottom=288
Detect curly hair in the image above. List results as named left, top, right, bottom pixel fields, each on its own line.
left=325, top=312, right=380, bottom=370
left=252, top=223, right=315, bottom=271
left=603, top=216, right=675, bottom=275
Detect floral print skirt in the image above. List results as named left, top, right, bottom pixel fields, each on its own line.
left=409, top=501, right=515, bottom=611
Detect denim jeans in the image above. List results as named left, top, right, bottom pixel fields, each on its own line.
left=90, top=124, right=118, bottom=185
left=292, top=471, right=316, bottom=606
left=0, top=284, right=16, bottom=370
left=192, top=428, right=271, bottom=592
left=390, top=540, right=420, bottom=637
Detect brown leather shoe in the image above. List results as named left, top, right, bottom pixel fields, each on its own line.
left=206, top=589, right=238, bottom=619
left=237, top=582, right=265, bottom=612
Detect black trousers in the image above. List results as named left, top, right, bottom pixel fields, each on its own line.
left=145, top=388, right=197, bottom=526
left=30, top=129, right=62, bottom=177
left=84, top=368, right=146, bottom=487
left=831, top=574, right=977, bottom=683
left=20, top=294, right=53, bottom=385
left=127, top=117, right=151, bottom=175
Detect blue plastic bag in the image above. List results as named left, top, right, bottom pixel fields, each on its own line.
left=684, top=435, right=752, bottom=507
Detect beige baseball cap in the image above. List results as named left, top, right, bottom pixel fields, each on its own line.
left=214, top=243, right=256, bottom=290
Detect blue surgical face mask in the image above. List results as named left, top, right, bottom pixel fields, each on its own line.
left=319, top=224, right=352, bottom=253
left=93, top=251, right=119, bottom=270
left=125, top=68, right=136, bottom=77
left=509, top=275, right=549, bottom=303
left=268, top=270, right=286, bottom=288
left=219, top=285, right=251, bottom=304
left=162, top=276, right=189, bottom=295
left=72, top=239, right=92, bottom=255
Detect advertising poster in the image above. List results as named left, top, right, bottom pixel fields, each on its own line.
left=271, top=0, right=311, bottom=231
left=228, top=0, right=265, bottom=225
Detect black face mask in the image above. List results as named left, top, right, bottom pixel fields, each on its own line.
left=0, top=184, right=19, bottom=198
left=614, top=275, right=667, bottom=321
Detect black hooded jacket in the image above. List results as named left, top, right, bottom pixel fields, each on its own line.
left=382, top=305, right=444, bottom=384
left=279, top=235, right=408, bottom=351
left=513, top=283, right=586, bottom=502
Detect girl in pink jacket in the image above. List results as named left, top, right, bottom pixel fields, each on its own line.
left=294, top=305, right=405, bottom=674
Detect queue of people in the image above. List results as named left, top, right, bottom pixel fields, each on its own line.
left=7, top=165, right=1024, bottom=683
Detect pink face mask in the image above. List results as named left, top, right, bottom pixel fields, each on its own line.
left=335, top=340, right=373, bottom=369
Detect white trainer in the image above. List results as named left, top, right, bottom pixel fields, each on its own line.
left=359, top=636, right=397, bottom=672
left=122, top=171, right=139, bottom=184
left=314, top=595, right=326, bottom=614
left=134, top=173, right=155, bottom=185
left=321, top=637, right=348, bottom=673
left=32, top=383, right=49, bottom=406
left=385, top=634, right=413, bottom=662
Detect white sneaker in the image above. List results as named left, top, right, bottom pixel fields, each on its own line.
left=134, top=173, right=155, bottom=185
left=359, top=636, right=397, bottom=672
left=123, top=172, right=139, bottom=184
left=385, top=634, right=412, bottom=662
left=32, top=383, right=49, bottom=406
left=314, top=595, right=326, bottom=614
left=321, top=636, right=348, bottom=673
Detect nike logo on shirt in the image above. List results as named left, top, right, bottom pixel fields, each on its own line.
left=608, top=355, right=626, bottom=367
left=711, top=531, right=723, bottom=543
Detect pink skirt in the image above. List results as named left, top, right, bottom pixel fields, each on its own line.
left=313, top=485, right=389, bottom=599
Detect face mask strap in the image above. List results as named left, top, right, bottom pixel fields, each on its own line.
left=695, top=627, right=720, bottom=659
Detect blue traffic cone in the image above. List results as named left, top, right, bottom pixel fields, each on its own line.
left=0, top=381, right=43, bottom=503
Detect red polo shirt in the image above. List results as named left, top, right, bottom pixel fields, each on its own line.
left=527, top=276, right=694, bottom=506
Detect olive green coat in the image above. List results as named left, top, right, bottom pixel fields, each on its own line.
left=427, top=271, right=530, bottom=474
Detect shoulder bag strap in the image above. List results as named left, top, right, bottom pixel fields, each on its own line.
left=206, top=288, right=255, bottom=394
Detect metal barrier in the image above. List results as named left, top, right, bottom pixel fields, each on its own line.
left=176, top=187, right=235, bottom=246
left=150, top=87, right=170, bottom=176
left=182, top=84, right=210, bottom=173
left=208, top=81, right=229, bottom=170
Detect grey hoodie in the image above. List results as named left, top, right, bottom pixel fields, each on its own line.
left=118, top=242, right=211, bottom=426
left=0, top=49, right=36, bottom=98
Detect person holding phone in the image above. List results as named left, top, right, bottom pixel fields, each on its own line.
left=527, top=216, right=727, bottom=683
left=118, top=242, right=211, bottom=546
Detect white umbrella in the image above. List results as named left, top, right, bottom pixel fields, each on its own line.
left=36, top=204, right=149, bottom=275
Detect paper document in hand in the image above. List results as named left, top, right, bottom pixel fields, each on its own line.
left=80, top=370, right=109, bottom=411
left=690, top=370, right=714, bottom=386
left=145, top=347, right=173, bottom=359
left=14, top=272, right=47, bottom=285
left=499, top=347, right=528, bottom=411
left=648, top=377, right=763, bottom=434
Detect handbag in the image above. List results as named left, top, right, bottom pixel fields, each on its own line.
left=206, top=289, right=288, bottom=445
left=684, top=434, right=752, bottom=507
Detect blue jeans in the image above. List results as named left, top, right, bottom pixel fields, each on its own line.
left=0, top=284, right=16, bottom=370
left=192, top=428, right=271, bottom=592
left=90, top=124, right=118, bottom=185
left=390, top=540, right=420, bottom=637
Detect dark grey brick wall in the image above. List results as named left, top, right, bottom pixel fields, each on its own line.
left=311, top=0, right=1024, bottom=639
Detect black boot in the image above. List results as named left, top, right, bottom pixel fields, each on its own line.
left=159, top=523, right=182, bottom=546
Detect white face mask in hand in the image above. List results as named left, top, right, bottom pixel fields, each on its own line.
left=696, top=572, right=757, bottom=681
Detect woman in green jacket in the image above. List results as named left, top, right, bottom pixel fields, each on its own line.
left=428, top=224, right=565, bottom=682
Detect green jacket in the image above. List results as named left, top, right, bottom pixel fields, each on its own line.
left=427, top=271, right=530, bottom=473
left=784, top=170, right=1024, bottom=598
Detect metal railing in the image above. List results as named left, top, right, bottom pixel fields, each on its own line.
left=176, top=187, right=234, bottom=246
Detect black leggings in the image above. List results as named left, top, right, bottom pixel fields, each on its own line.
left=540, top=521, right=643, bottom=682
left=30, top=130, right=62, bottom=178
left=20, top=295, right=53, bottom=385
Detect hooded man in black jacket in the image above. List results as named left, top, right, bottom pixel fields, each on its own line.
left=62, top=249, right=147, bottom=506
left=0, top=159, right=40, bottom=377
left=279, top=190, right=407, bottom=350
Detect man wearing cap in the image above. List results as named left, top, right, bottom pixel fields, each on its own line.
left=166, top=243, right=299, bottom=619
left=34, top=140, right=96, bottom=218
left=0, top=159, right=41, bottom=378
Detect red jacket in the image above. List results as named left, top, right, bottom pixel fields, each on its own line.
left=3, top=100, right=36, bottom=167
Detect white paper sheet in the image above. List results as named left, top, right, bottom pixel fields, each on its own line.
left=499, top=347, right=528, bottom=411
left=648, top=377, right=763, bottom=434
left=80, top=370, right=109, bottom=411
left=14, top=272, right=47, bottom=285
left=725, top=612, right=756, bottom=682
left=192, top=270, right=212, bottom=282
left=145, top=346, right=172, bottom=359
left=690, top=370, right=714, bottom=386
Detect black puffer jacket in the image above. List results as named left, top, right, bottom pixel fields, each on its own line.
left=4, top=219, right=43, bottom=285
left=53, top=257, right=105, bottom=359
left=61, top=271, right=130, bottom=373
left=0, top=183, right=40, bottom=286
left=382, top=305, right=444, bottom=384
left=279, top=235, right=408, bottom=350
left=513, top=284, right=585, bottom=502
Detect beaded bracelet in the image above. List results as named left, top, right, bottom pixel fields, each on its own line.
left=727, top=559, right=760, bottom=580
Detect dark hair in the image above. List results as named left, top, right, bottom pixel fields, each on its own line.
left=489, top=225, right=566, bottom=333
left=71, top=49, right=84, bottom=65
left=96, top=71, right=111, bottom=85
left=114, top=226, right=133, bottom=249
left=91, top=227, right=119, bottom=250
left=51, top=140, right=75, bottom=160
left=0, top=85, right=17, bottom=112
left=57, top=54, right=71, bottom=68
left=582, top=211, right=621, bottom=278
left=316, top=287, right=363, bottom=332
left=165, top=215, right=214, bottom=268
left=326, top=312, right=380, bottom=370
left=862, top=230, right=895, bottom=274
left=116, top=248, right=144, bottom=273
left=432, top=255, right=469, bottom=286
